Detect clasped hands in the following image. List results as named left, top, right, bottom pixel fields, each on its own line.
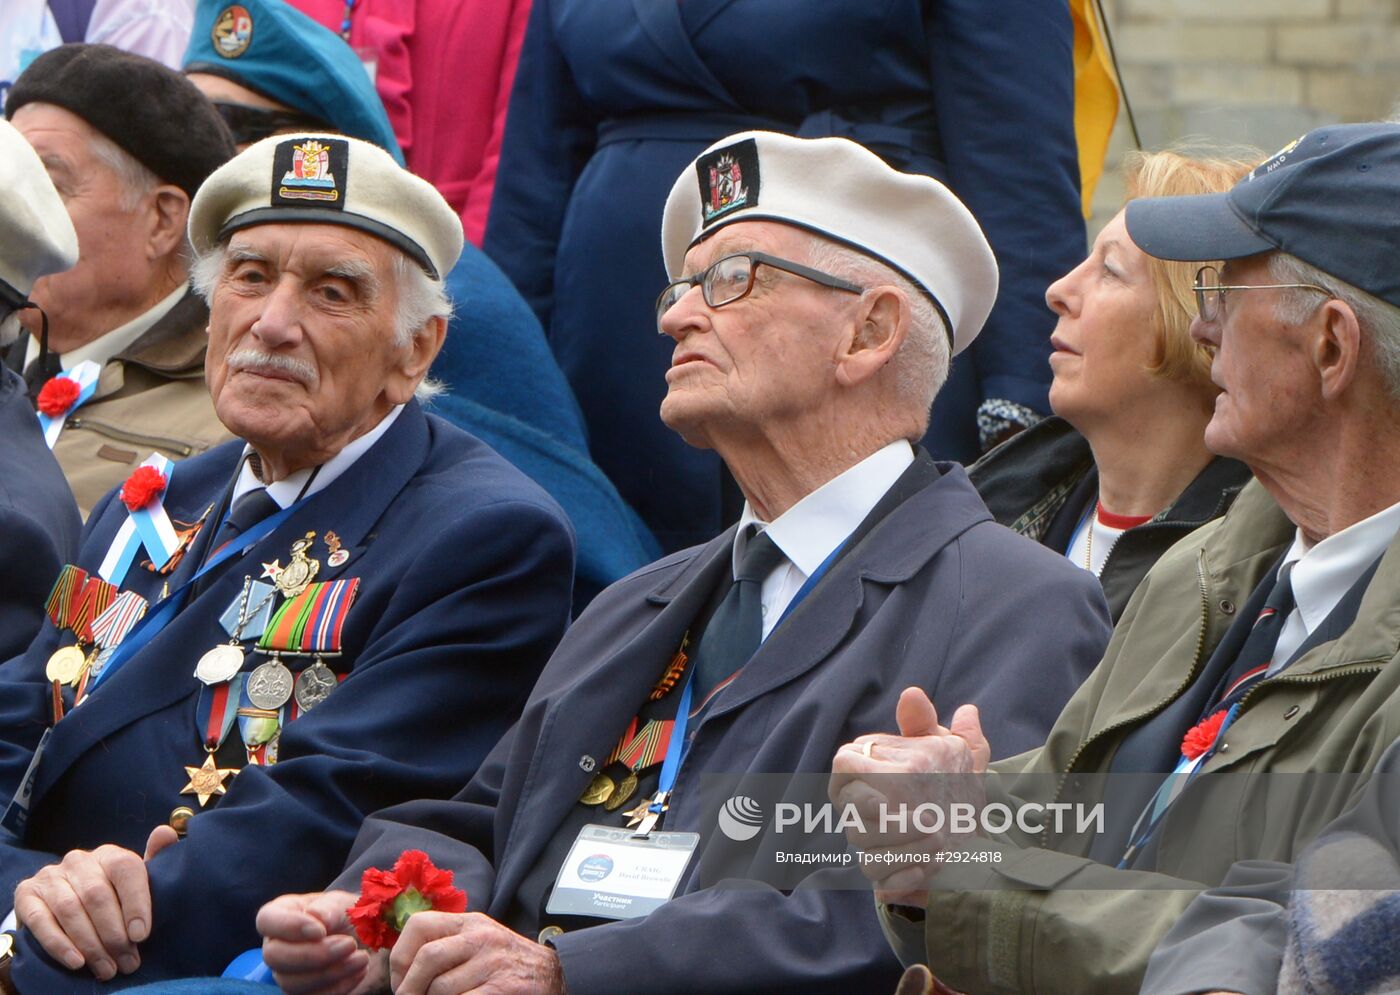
left=828, top=686, right=991, bottom=908
left=258, top=891, right=566, bottom=995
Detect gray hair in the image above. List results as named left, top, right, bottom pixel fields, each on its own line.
left=1269, top=252, right=1400, bottom=401
left=87, top=130, right=160, bottom=212
left=803, top=236, right=951, bottom=415
left=190, top=242, right=453, bottom=401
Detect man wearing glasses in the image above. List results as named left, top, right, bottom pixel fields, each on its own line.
left=245, top=131, right=1111, bottom=995
left=834, top=122, right=1400, bottom=995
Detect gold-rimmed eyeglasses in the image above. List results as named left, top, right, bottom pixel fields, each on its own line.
left=655, top=251, right=864, bottom=331
left=1193, top=265, right=1332, bottom=323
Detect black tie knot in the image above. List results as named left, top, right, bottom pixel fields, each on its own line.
left=225, top=488, right=281, bottom=537
left=736, top=529, right=786, bottom=584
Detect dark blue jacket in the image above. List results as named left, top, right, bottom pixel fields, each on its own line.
left=429, top=246, right=659, bottom=613
left=332, top=461, right=1111, bottom=993
left=484, top=0, right=1085, bottom=552
left=0, top=365, right=81, bottom=664
left=0, top=402, right=575, bottom=990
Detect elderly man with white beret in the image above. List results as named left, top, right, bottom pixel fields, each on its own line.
left=0, top=133, right=575, bottom=991
left=237, top=131, right=1112, bottom=995
left=0, top=119, right=83, bottom=666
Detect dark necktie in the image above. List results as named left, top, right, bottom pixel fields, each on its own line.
left=690, top=528, right=788, bottom=705
left=189, top=488, right=282, bottom=598
left=1205, top=560, right=1297, bottom=715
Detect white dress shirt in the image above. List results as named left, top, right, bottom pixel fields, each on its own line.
left=1270, top=496, right=1400, bottom=674
left=22, top=284, right=186, bottom=372
left=232, top=404, right=405, bottom=509
left=733, top=440, right=914, bottom=640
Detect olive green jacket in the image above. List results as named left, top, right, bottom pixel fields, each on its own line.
left=52, top=290, right=232, bottom=518
left=881, top=480, right=1400, bottom=993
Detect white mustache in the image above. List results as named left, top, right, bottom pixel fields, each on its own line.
left=226, top=350, right=318, bottom=387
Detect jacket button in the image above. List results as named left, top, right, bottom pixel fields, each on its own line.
left=579, top=755, right=596, bottom=772
left=1284, top=705, right=1300, bottom=720
left=1219, top=600, right=1236, bottom=615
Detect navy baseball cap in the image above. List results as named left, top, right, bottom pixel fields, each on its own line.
left=183, top=0, right=404, bottom=165
left=1126, top=123, right=1400, bottom=310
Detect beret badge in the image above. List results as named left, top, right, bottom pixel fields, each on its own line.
left=697, top=138, right=760, bottom=227
left=212, top=5, right=254, bottom=59
left=272, top=137, right=348, bottom=208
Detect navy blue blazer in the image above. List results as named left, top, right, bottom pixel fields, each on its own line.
left=336, top=462, right=1111, bottom=993
left=484, top=0, right=1085, bottom=552
left=0, top=366, right=81, bottom=665
left=0, top=401, right=575, bottom=991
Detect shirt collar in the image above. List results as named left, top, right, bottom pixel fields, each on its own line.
left=232, top=404, right=406, bottom=509
left=1280, top=495, right=1400, bottom=633
left=25, top=284, right=187, bottom=371
left=732, top=441, right=914, bottom=578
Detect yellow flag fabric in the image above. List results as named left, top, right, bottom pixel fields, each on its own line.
left=1071, top=0, right=1121, bottom=217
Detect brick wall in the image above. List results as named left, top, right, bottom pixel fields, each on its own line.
left=1089, top=0, right=1400, bottom=230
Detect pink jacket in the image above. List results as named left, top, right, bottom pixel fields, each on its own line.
left=288, top=0, right=531, bottom=245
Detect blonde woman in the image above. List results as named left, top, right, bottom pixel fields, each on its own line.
left=971, top=149, right=1260, bottom=620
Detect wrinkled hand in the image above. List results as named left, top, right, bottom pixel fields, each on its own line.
left=829, top=687, right=991, bottom=906
left=12, top=825, right=178, bottom=979
left=259, top=890, right=385, bottom=995
left=390, top=911, right=565, bottom=995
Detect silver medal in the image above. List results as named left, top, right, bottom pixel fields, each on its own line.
left=194, top=644, right=245, bottom=685
left=246, top=658, right=294, bottom=709
left=293, top=661, right=338, bottom=712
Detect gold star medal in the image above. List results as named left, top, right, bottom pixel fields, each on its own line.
left=181, top=752, right=236, bottom=807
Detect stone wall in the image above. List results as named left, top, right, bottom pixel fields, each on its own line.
left=1089, top=0, right=1400, bottom=229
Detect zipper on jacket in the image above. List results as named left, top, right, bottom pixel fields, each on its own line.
left=65, top=417, right=196, bottom=457
left=1039, top=549, right=1214, bottom=848
left=1230, top=662, right=1388, bottom=720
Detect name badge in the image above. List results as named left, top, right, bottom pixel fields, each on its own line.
left=546, top=824, right=698, bottom=921
left=0, top=729, right=52, bottom=837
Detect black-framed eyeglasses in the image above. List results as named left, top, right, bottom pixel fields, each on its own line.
left=212, top=101, right=326, bottom=146
left=655, top=251, right=864, bottom=331
left=1193, top=265, right=1332, bottom=323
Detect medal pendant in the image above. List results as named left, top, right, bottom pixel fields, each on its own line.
left=246, top=658, right=294, bottom=709
left=45, top=645, right=86, bottom=685
left=180, top=752, right=237, bottom=807
left=293, top=661, right=337, bottom=712
left=275, top=534, right=320, bottom=598
left=195, top=644, right=245, bottom=685
left=579, top=772, right=616, bottom=806
left=603, top=770, right=639, bottom=812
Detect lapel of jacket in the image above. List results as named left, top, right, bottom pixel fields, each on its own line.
left=490, top=533, right=734, bottom=905
left=30, top=404, right=432, bottom=805
left=629, top=0, right=741, bottom=109
left=700, top=461, right=991, bottom=723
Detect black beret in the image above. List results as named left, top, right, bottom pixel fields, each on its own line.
left=6, top=44, right=236, bottom=199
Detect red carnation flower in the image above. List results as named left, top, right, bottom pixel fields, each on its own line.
left=1181, top=710, right=1228, bottom=761
left=120, top=466, right=168, bottom=511
left=347, top=850, right=467, bottom=951
left=36, top=376, right=81, bottom=418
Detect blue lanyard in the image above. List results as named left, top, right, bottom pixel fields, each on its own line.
left=771, top=541, right=844, bottom=630
left=1116, top=702, right=1242, bottom=868
left=87, top=502, right=305, bottom=694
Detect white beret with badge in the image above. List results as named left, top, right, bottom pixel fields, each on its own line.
left=188, top=132, right=463, bottom=279
left=0, top=119, right=79, bottom=306
left=660, top=130, right=999, bottom=356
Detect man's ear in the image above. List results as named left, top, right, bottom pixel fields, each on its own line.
left=148, top=186, right=190, bottom=260
left=836, top=287, right=908, bottom=388
left=387, top=315, right=448, bottom=404
left=1314, top=297, right=1362, bottom=402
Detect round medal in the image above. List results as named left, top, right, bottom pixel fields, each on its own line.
left=246, top=658, right=294, bottom=709
left=293, top=661, right=337, bottom=712
left=45, top=645, right=86, bottom=685
left=604, top=770, right=639, bottom=812
left=194, top=644, right=245, bottom=685
left=579, top=772, right=615, bottom=806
